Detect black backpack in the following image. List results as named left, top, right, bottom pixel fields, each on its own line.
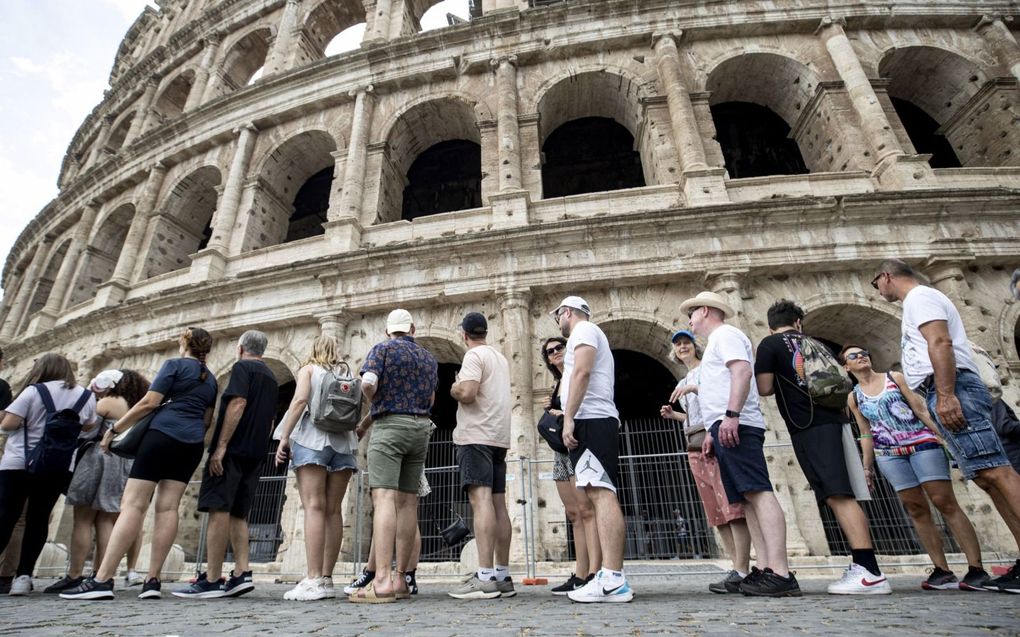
left=24, top=384, right=91, bottom=475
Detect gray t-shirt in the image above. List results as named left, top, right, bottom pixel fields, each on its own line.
left=2, top=381, right=97, bottom=471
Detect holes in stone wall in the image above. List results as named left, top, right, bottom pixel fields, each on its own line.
left=402, top=139, right=482, bottom=220
left=541, top=117, right=645, bottom=198
left=711, top=102, right=809, bottom=179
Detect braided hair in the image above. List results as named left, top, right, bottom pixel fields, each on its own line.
left=180, top=327, right=213, bottom=381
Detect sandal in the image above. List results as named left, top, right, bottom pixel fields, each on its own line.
left=348, top=582, right=396, bottom=604
left=394, top=587, right=411, bottom=600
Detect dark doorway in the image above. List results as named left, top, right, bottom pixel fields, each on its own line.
left=890, top=97, right=962, bottom=169
left=286, top=166, right=333, bottom=242
left=542, top=117, right=645, bottom=198
left=402, top=140, right=482, bottom=221
left=711, top=102, right=809, bottom=178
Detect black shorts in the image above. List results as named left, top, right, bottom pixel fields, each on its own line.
left=197, top=455, right=264, bottom=518
left=130, top=429, right=205, bottom=484
left=568, top=417, right=620, bottom=492
left=790, top=422, right=854, bottom=504
left=710, top=422, right=772, bottom=505
left=456, top=444, right=507, bottom=494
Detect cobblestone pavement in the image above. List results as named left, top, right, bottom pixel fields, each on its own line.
left=1, top=575, right=1018, bottom=636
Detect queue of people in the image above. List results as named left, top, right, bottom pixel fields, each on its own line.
left=0, top=255, right=1018, bottom=604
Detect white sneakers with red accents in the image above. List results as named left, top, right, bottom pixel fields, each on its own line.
left=827, top=563, right=892, bottom=595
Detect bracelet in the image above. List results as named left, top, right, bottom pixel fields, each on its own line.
left=858, top=434, right=873, bottom=439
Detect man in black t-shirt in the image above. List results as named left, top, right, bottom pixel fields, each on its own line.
left=754, top=300, right=888, bottom=595
left=175, top=331, right=279, bottom=599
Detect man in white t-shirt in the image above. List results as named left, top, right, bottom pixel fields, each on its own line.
left=449, top=311, right=514, bottom=600
left=679, top=291, right=801, bottom=598
left=874, top=259, right=1020, bottom=590
left=553, top=296, right=633, bottom=603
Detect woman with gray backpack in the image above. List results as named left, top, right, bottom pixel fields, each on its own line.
left=274, top=334, right=360, bottom=601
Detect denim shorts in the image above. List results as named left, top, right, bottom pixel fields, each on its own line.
left=875, top=447, right=952, bottom=491
left=291, top=440, right=358, bottom=473
left=923, top=369, right=1009, bottom=480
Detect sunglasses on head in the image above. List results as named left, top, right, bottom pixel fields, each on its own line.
left=545, top=344, right=565, bottom=356
left=844, top=350, right=870, bottom=361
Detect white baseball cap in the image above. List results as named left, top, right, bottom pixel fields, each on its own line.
left=386, top=308, right=413, bottom=333
left=550, top=296, right=591, bottom=318
left=89, top=369, right=123, bottom=392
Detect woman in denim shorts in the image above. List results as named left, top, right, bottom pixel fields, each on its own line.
left=842, top=345, right=990, bottom=591
left=275, top=335, right=359, bottom=601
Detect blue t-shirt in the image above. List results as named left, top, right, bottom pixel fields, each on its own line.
left=359, top=336, right=438, bottom=419
left=149, top=358, right=218, bottom=444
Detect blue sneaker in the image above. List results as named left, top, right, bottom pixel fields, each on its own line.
left=172, top=572, right=226, bottom=599
left=567, top=571, right=633, bottom=603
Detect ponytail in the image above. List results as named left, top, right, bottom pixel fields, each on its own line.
left=180, top=326, right=213, bottom=381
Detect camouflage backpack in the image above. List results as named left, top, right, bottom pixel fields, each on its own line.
left=784, top=333, right=853, bottom=412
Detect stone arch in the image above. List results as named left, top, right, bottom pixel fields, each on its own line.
left=105, top=110, right=137, bottom=152
left=878, top=45, right=1016, bottom=167
left=24, top=236, right=73, bottom=325
left=142, top=165, right=222, bottom=279
left=151, top=69, right=196, bottom=125
left=241, top=129, right=338, bottom=252
left=409, top=0, right=455, bottom=33
left=998, top=301, right=1020, bottom=367
left=597, top=316, right=685, bottom=380
left=295, top=0, right=366, bottom=64
left=214, top=27, right=273, bottom=96
left=376, top=95, right=487, bottom=224
left=799, top=298, right=903, bottom=372
left=67, top=202, right=135, bottom=307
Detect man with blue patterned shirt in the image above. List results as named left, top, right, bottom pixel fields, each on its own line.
left=351, top=309, right=438, bottom=603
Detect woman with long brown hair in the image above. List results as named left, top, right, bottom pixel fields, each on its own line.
left=0, top=352, right=97, bottom=596
left=61, top=328, right=217, bottom=601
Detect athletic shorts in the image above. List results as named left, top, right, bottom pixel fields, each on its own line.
left=568, top=417, right=620, bottom=493
left=129, top=429, right=204, bottom=484
left=710, top=422, right=772, bottom=505
left=456, top=444, right=507, bottom=494
left=790, top=422, right=855, bottom=504
left=197, top=454, right=264, bottom=518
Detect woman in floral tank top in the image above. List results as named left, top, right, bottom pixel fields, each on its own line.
left=841, top=344, right=990, bottom=591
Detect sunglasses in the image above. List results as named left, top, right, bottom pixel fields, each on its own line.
left=870, top=273, right=887, bottom=290
left=844, top=350, right=870, bottom=361
left=545, top=344, right=565, bottom=356
left=686, top=306, right=702, bottom=319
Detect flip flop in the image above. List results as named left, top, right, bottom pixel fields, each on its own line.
left=348, top=582, right=396, bottom=604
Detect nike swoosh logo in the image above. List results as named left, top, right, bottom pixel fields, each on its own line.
left=861, top=577, right=887, bottom=587
left=602, top=584, right=625, bottom=595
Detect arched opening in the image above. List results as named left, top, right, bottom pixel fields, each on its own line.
left=879, top=46, right=1013, bottom=167
left=142, top=166, right=221, bottom=279
left=379, top=98, right=483, bottom=224
left=402, top=140, right=482, bottom=220
left=67, top=204, right=134, bottom=307
left=537, top=71, right=651, bottom=198
left=105, top=112, right=135, bottom=152
left=418, top=0, right=470, bottom=32
left=216, top=28, right=271, bottom=95
left=711, top=102, right=808, bottom=178
left=24, top=239, right=70, bottom=324
left=244, top=130, right=337, bottom=252
left=298, top=0, right=366, bottom=63
left=541, top=117, right=645, bottom=198
left=802, top=303, right=959, bottom=556
left=151, top=70, right=195, bottom=126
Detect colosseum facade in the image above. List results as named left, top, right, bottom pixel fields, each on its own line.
left=2, top=0, right=1020, bottom=577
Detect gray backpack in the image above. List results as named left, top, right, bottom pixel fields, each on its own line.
left=311, top=363, right=362, bottom=433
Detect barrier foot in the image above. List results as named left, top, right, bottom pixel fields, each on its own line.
left=522, top=577, right=548, bottom=585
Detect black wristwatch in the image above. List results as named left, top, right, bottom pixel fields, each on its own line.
left=724, top=409, right=740, bottom=418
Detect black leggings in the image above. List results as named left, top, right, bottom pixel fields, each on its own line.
left=0, top=469, right=70, bottom=576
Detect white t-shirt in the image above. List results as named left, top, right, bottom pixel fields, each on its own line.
left=454, top=345, right=512, bottom=448
left=561, top=321, right=619, bottom=420
left=698, top=324, right=767, bottom=430
left=1, top=381, right=97, bottom=471
left=900, top=285, right=979, bottom=389
left=678, top=366, right=704, bottom=432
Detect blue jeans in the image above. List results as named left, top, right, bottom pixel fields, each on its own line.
left=923, top=369, right=1009, bottom=480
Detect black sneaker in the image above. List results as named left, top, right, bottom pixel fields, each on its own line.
left=984, top=559, right=1020, bottom=594
left=921, top=566, right=958, bottom=590
left=551, top=574, right=587, bottom=595
left=44, top=575, right=85, bottom=594
left=0, top=576, right=11, bottom=595
left=740, top=568, right=802, bottom=597
left=404, top=570, right=418, bottom=595
left=138, top=577, right=161, bottom=599
left=709, top=570, right=744, bottom=594
left=59, top=577, right=115, bottom=600
left=222, top=570, right=254, bottom=597
left=343, top=569, right=375, bottom=595
left=172, top=572, right=226, bottom=599
left=959, top=567, right=991, bottom=592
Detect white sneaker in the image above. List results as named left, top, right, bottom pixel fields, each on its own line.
left=321, top=576, right=336, bottom=599
left=9, top=575, right=32, bottom=596
left=125, top=570, right=144, bottom=587
left=827, top=563, right=892, bottom=595
left=567, top=571, right=634, bottom=603
left=284, top=577, right=329, bottom=601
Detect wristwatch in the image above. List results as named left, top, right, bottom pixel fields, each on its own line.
left=724, top=409, right=740, bottom=418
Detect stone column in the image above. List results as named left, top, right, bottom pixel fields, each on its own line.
left=266, top=0, right=303, bottom=76
left=186, top=33, right=222, bottom=112
left=976, top=15, right=1020, bottom=83
left=0, top=236, right=53, bottom=341
left=317, top=310, right=351, bottom=356
left=493, top=56, right=523, bottom=192
left=365, top=0, right=391, bottom=42
left=497, top=289, right=534, bottom=564
left=124, top=77, right=160, bottom=145
left=817, top=17, right=935, bottom=188
left=206, top=124, right=259, bottom=255
left=326, top=88, right=374, bottom=250
left=31, top=202, right=101, bottom=331
left=87, top=116, right=114, bottom=167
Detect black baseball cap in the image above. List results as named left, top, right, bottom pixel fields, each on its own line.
left=460, top=312, right=488, bottom=337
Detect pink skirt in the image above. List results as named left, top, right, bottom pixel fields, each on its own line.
left=688, top=451, right=745, bottom=527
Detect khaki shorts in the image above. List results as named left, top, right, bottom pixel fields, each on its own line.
left=368, top=414, right=432, bottom=493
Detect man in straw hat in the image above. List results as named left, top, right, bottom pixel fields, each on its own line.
left=679, top=291, right=801, bottom=597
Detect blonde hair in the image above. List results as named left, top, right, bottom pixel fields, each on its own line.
left=304, top=335, right=343, bottom=369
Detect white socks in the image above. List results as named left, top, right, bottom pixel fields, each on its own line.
left=494, top=565, right=510, bottom=582
left=477, top=567, right=495, bottom=581
left=600, top=568, right=625, bottom=586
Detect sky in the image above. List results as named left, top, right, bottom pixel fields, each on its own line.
left=0, top=0, right=468, bottom=296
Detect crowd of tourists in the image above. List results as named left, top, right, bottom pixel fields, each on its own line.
left=0, top=257, right=1018, bottom=603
